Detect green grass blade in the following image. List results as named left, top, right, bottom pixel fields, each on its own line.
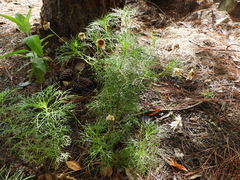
left=24, top=9, right=32, bottom=34
left=25, top=8, right=32, bottom=24
left=41, top=34, right=54, bottom=43
left=0, top=14, right=22, bottom=26
left=0, top=50, right=29, bottom=59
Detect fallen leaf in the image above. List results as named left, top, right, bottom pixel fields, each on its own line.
left=62, top=81, right=70, bottom=87
left=100, top=166, right=113, bottom=177
left=169, top=159, right=188, bottom=172
left=149, top=108, right=162, bottom=116
left=58, top=173, right=78, bottom=180
left=186, top=68, right=195, bottom=80
left=18, top=81, right=31, bottom=87
left=66, top=161, right=83, bottom=171
left=125, top=168, right=139, bottom=180
left=75, top=62, right=85, bottom=71
left=45, top=173, right=57, bottom=180
left=189, top=174, right=202, bottom=180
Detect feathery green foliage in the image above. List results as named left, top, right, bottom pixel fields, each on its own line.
left=1, top=85, right=75, bottom=167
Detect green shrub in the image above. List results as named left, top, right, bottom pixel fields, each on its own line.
left=1, top=85, right=75, bottom=167
left=119, top=121, right=162, bottom=175
left=55, top=7, right=163, bottom=176
left=87, top=8, right=157, bottom=119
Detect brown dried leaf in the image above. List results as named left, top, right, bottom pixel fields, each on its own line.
left=62, top=81, right=70, bottom=87
left=169, top=159, right=188, bottom=172
left=58, top=173, right=78, bottom=180
left=100, top=166, right=113, bottom=177
left=66, top=161, right=83, bottom=171
left=189, top=174, right=202, bottom=180
left=75, top=62, right=85, bottom=71
left=125, top=168, right=139, bottom=180
left=45, top=173, right=57, bottom=180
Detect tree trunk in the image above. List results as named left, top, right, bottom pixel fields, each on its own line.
left=218, top=0, right=240, bottom=17
left=41, top=0, right=125, bottom=36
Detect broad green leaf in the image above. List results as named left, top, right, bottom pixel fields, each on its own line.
left=15, top=13, right=25, bottom=22
left=15, top=13, right=31, bottom=34
left=31, top=58, right=47, bottom=74
left=26, top=52, right=35, bottom=58
left=31, top=58, right=47, bottom=84
left=33, top=67, right=45, bottom=85
left=24, top=35, right=43, bottom=57
left=0, top=49, right=29, bottom=59
left=0, top=14, right=22, bottom=26
left=0, top=9, right=32, bottom=34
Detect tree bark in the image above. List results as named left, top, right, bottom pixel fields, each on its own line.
left=218, top=0, right=240, bottom=18
left=41, top=0, right=125, bottom=36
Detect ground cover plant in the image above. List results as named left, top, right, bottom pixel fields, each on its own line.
left=0, top=85, right=75, bottom=175
left=56, top=8, right=166, bottom=177
left=0, top=7, right=165, bottom=179
left=1, top=1, right=240, bottom=179
left=0, top=166, right=34, bottom=180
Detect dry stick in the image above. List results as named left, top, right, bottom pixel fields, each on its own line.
left=226, top=44, right=240, bottom=50
left=160, top=101, right=203, bottom=111
left=135, top=101, right=203, bottom=118
left=189, top=40, right=240, bottom=52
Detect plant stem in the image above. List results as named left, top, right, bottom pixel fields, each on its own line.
left=49, top=27, right=92, bottom=65
left=105, top=98, right=120, bottom=137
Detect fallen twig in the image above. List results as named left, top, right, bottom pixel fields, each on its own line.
left=189, top=40, right=240, bottom=52
left=160, top=101, right=203, bottom=111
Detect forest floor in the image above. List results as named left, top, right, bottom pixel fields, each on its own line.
left=0, top=0, right=240, bottom=180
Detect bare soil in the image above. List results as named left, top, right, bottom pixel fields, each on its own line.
left=0, top=0, right=240, bottom=179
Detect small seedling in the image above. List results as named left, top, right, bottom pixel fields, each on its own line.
left=0, top=10, right=54, bottom=84
left=0, top=8, right=32, bottom=36
left=201, top=89, right=213, bottom=98
left=0, top=34, right=53, bottom=84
